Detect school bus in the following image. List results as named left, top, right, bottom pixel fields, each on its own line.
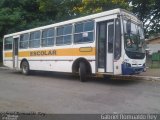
left=3, top=8, right=146, bottom=82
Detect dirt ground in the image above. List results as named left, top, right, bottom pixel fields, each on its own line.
left=0, top=68, right=160, bottom=113
left=140, top=68, right=160, bottom=77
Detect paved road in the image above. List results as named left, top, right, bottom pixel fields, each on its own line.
left=0, top=68, right=160, bottom=113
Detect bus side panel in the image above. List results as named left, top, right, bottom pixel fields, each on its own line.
left=22, top=56, right=96, bottom=73
left=72, top=56, right=96, bottom=74
left=3, top=51, right=13, bottom=68
left=72, top=42, right=96, bottom=74
left=28, top=59, right=73, bottom=73
left=18, top=55, right=96, bottom=74
left=114, top=59, right=123, bottom=75
left=3, top=60, right=13, bottom=68
left=89, top=60, right=96, bottom=74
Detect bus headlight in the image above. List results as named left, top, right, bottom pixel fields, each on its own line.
left=125, top=62, right=131, bottom=67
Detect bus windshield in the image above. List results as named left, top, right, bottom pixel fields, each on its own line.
left=123, top=20, right=145, bottom=53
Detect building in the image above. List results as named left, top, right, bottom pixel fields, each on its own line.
left=146, top=36, right=160, bottom=54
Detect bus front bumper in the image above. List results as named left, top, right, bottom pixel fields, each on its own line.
left=122, top=63, right=145, bottom=75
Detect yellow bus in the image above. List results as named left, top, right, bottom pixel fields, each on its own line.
left=3, top=8, right=146, bottom=81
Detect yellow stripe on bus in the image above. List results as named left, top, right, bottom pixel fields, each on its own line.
left=4, top=48, right=96, bottom=58
left=5, top=52, right=12, bottom=57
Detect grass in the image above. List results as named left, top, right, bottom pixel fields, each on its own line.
left=151, top=64, right=160, bottom=69
left=148, top=61, right=160, bottom=69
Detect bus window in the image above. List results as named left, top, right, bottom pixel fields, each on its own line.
left=74, top=21, right=94, bottom=43
left=42, top=28, right=54, bottom=47
left=84, top=21, right=94, bottom=31
left=20, top=33, right=29, bottom=49
left=114, top=19, right=121, bottom=60
left=29, top=31, right=40, bottom=48
left=4, top=37, right=13, bottom=50
left=98, top=22, right=106, bottom=68
left=56, top=25, right=72, bottom=45
left=75, top=23, right=83, bottom=33
left=108, top=24, right=114, bottom=53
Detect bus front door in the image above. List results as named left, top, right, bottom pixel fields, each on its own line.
left=97, top=21, right=114, bottom=73
left=13, top=37, right=19, bottom=69
left=106, top=22, right=114, bottom=73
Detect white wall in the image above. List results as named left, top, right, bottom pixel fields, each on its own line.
left=147, top=44, right=160, bottom=54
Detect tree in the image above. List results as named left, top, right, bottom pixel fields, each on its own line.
left=131, top=0, right=160, bottom=38
left=38, top=0, right=82, bottom=21
left=0, top=0, right=22, bottom=38
left=72, top=0, right=130, bottom=16
left=0, top=0, right=130, bottom=51
left=0, top=0, right=159, bottom=42
left=0, top=0, right=50, bottom=42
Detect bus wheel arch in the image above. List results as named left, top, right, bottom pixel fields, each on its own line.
left=20, top=59, right=30, bottom=75
left=72, top=58, right=92, bottom=76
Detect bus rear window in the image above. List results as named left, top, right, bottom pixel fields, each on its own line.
left=4, top=37, right=13, bottom=50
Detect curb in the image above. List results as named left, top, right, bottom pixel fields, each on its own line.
left=111, top=75, right=160, bottom=81
left=135, top=76, right=160, bottom=81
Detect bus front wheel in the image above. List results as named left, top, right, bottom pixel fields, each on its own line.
left=79, top=62, right=87, bottom=82
left=21, top=61, right=30, bottom=75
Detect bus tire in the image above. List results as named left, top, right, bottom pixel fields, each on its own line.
left=79, top=62, right=87, bottom=82
left=21, top=61, right=30, bottom=75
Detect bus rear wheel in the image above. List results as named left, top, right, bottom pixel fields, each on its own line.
left=21, top=61, right=30, bottom=75
left=79, top=62, right=87, bottom=82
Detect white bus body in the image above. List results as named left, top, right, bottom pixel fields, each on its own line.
left=3, top=8, right=146, bottom=81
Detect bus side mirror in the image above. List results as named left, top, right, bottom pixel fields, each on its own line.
left=126, top=20, right=131, bottom=34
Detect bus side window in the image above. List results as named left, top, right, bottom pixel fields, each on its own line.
left=114, top=19, right=121, bottom=60
left=29, top=31, right=40, bottom=48
left=20, top=33, right=29, bottom=49
left=56, top=25, right=72, bottom=46
left=4, top=37, right=13, bottom=50
left=42, top=28, right=54, bottom=47
left=74, top=21, right=94, bottom=44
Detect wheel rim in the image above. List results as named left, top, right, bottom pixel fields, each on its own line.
left=22, top=63, right=28, bottom=74
left=79, top=68, right=81, bottom=79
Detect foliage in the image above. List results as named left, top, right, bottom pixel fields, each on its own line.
left=73, top=0, right=129, bottom=16
left=0, top=0, right=159, bottom=46
left=131, top=0, right=160, bottom=38
left=0, top=0, right=44, bottom=39
left=38, top=0, right=82, bottom=21
left=0, top=0, right=49, bottom=48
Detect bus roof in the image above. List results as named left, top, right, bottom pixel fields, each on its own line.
left=4, top=8, right=139, bottom=38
